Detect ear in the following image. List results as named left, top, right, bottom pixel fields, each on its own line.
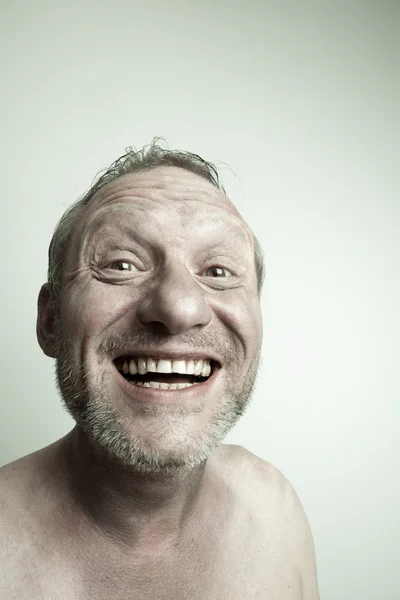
left=37, top=283, right=57, bottom=358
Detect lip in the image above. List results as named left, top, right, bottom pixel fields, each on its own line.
left=114, top=362, right=221, bottom=404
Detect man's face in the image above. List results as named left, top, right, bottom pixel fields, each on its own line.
left=53, top=167, right=263, bottom=474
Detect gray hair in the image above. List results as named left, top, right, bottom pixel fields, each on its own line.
left=48, top=139, right=265, bottom=306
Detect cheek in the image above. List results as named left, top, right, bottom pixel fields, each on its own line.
left=241, top=298, right=263, bottom=352
left=250, top=296, right=263, bottom=345
left=61, top=281, right=138, bottom=335
left=212, top=289, right=262, bottom=350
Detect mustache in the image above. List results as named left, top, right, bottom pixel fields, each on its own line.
left=97, top=328, right=241, bottom=364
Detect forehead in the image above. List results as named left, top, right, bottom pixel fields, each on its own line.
left=80, top=166, right=251, bottom=242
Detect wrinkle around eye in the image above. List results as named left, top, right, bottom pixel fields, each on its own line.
left=196, top=273, right=244, bottom=292
left=63, top=264, right=93, bottom=284
left=88, top=262, right=143, bottom=283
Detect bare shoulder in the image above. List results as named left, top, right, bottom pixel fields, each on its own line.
left=0, top=449, right=55, bottom=597
left=217, top=444, right=320, bottom=600
left=0, top=450, right=48, bottom=537
left=0, top=452, right=36, bottom=511
left=215, top=443, right=290, bottom=495
left=0, top=453, right=40, bottom=581
left=212, top=443, right=293, bottom=528
left=0, top=444, right=53, bottom=502
left=0, top=442, right=61, bottom=547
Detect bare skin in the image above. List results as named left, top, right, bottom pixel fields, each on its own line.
left=0, top=166, right=319, bottom=598
left=0, top=438, right=318, bottom=599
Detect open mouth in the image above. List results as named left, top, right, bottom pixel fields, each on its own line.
left=114, top=356, right=218, bottom=390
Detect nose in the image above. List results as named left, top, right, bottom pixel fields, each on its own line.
left=136, top=265, right=212, bottom=335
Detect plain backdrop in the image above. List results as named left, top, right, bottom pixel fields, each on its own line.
left=0, top=2, right=399, bottom=599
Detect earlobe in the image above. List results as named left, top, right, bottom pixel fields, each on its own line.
left=36, top=283, right=57, bottom=358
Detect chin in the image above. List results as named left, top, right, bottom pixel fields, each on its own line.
left=92, top=421, right=216, bottom=475
left=61, top=365, right=247, bottom=475
left=75, top=389, right=235, bottom=475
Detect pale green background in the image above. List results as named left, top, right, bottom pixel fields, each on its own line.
left=0, top=2, right=399, bottom=599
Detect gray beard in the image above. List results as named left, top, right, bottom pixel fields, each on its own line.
left=54, top=327, right=261, bottom=477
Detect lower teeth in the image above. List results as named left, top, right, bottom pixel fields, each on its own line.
left=130, top=381, right=199, bottom=389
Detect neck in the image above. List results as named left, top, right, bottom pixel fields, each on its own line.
left=58, top=427, right=211, bottom=549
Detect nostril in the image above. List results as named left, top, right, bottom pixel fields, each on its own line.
left=138, top=321, right=171, bottom=335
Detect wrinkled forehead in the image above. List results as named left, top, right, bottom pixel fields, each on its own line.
left=89, top=166, right=242, bottom=215
left=78, top=166, right=252, bottom=242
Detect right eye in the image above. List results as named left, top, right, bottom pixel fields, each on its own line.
left=109, top=261, right=138, bottom=272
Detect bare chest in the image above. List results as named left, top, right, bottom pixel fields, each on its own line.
left=75, top=547, right=299, bottom=600
left=1, top=447, right=302, bottom=599
left=7, top=509, right=300, bottom=600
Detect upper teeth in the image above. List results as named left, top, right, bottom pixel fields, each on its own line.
left=120, top=358, right=212, bottom=378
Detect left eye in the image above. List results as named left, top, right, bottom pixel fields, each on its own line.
left=110, top=261, right=137, bottom=271
left=204, top=266, right=230, bottom=278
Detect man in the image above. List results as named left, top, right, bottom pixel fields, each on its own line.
left=0, top=141, right=319, bottom=599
